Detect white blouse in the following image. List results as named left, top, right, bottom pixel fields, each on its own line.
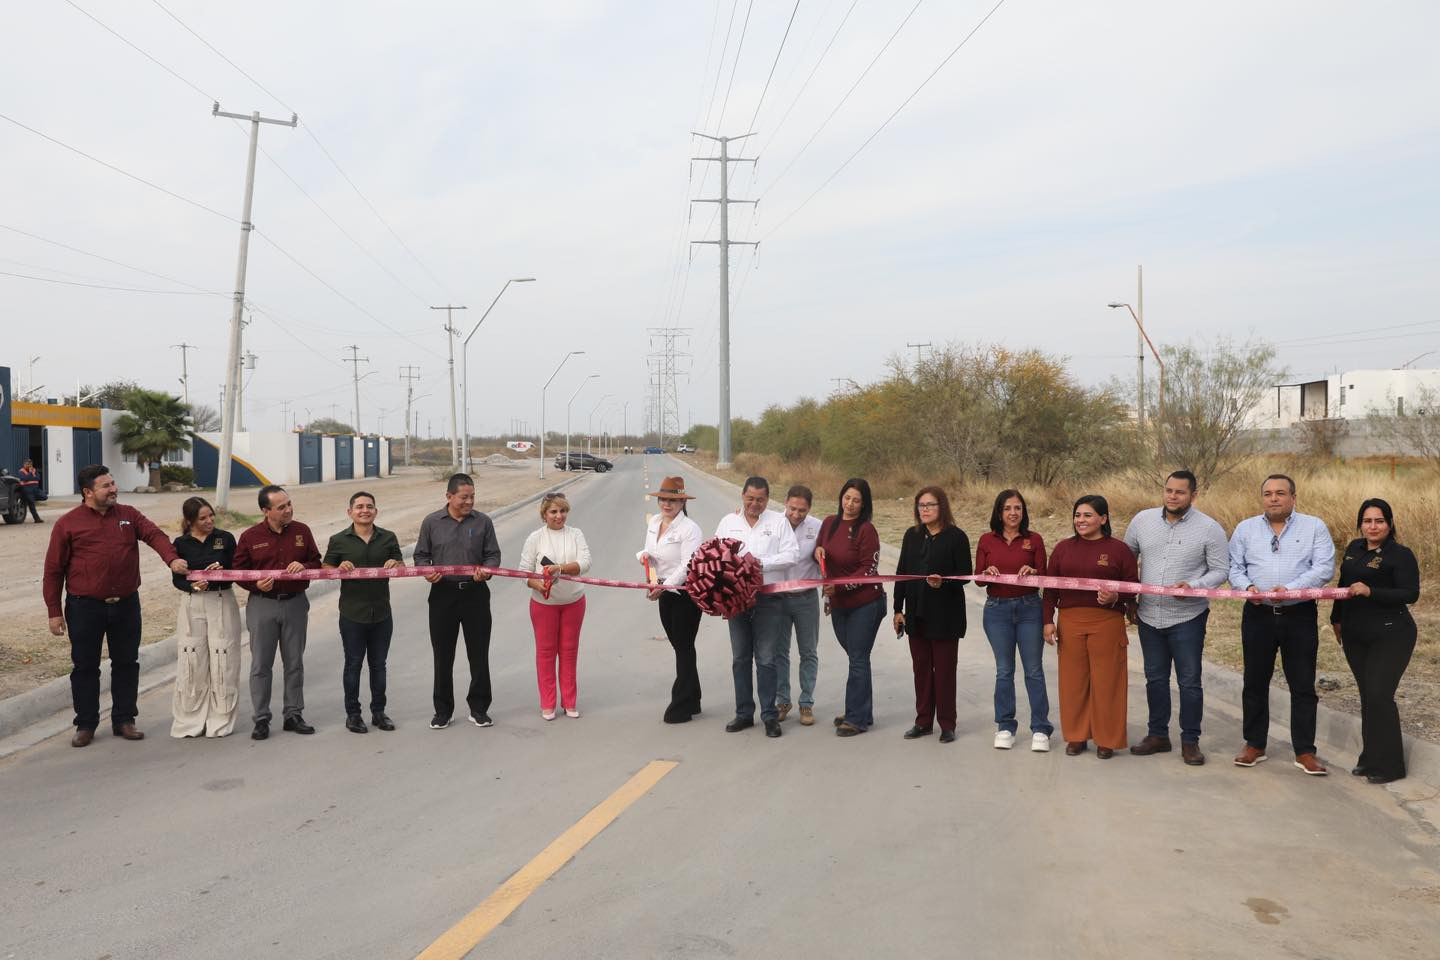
left=519, top=525, right=592, bottom=605
left=637, top=513, right=703, bottom=587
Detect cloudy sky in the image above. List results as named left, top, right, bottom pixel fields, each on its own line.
left=5, top=1, right=1438, bottom=439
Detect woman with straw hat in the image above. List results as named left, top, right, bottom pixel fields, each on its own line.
left=638, top=476, right=704, bottom=723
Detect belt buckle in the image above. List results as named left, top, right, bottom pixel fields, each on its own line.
left=103, top=596, right=121, bottom=605
left=1269, top=604, right=1284, bottom=615
left=456, top=580, right=471, bottom=591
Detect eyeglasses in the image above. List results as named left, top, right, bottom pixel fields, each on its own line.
left=1270, top=534, right=1280, bottom=553
left=917, top=502, right=939, bottom=509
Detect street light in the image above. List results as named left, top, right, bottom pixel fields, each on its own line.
left=565, top=375, right=599, bottom=471
left=586, top=394, right=612, bottom=456
left=461, top=277, right=535, bottom=468
left=539, top=351, right=584, bottom=478
left=1108, top=301, right=1165, bottom=436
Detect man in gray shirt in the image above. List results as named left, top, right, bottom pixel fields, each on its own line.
left=1122, top=470, right=1230, bottom=766
left=413, top=473, right=501, bottom=729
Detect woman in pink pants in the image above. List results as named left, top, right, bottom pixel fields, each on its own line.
left=520, top=493, right=592, bottom=720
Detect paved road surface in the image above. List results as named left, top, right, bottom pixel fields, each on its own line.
left=4, top=455, right=1439, bottom=959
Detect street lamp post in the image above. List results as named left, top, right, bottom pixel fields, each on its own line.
left=586, top=394, right=612, bottom=456
left=1108, top=300, right=1165, bottom=447
left=461, top=277, right=535, bottom=468
left=565, top=375, right=599, bottom=471
left=539, top=351, right=584, bottom=478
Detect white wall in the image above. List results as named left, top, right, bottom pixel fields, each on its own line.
left=1335, top=369, right=1440, bottom=418
left=321, top=437, right=337, bottom=481
left=44, top=426, right=74, bottom=497
left=99, top=409, right=152, bottom=490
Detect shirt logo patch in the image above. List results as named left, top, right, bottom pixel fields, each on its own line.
left=295, top=535, right=305, bottom=547
left=1021, top=540, right=1032, bottom=551
left=213, top=541, right=224, bottom=550
left=1097, top=554, right=1110, bottom=567
left=1366, top=556, right=1382, bottom=569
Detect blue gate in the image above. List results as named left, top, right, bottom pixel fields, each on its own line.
left=335, top=436, right=354, bottom=480
left=362, top=437, right=380, bottom=477
left=298, top=434, right=321, bottom=484
left=73, top=429, right=103, bottom=485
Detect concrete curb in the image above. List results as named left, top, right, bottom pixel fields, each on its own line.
left=0, top=473, right=586, bottom=756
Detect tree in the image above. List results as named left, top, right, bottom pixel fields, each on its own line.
left=68, top=379, right=141, bottom=409
left=1368, top=386, right=1440, bottom=474
left=303, top=417, right=356, bottom=435
left=112, top=389, right=193, bottom=488
left=1143, top=337, right=1286, bottom=486
left=189, top=403, right=221, bottom=432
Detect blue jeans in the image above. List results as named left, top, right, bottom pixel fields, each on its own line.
left=730, top=595, right=785, bottom=723
left=1137, top=610, right=1207, bottom=744
left=982, top=594, right=1053, bottom=736
left=339, top=615, right=392, bottom=718
left=831, top=596, right=885, bottom=728
left=773, top=590, right=820, bottom=708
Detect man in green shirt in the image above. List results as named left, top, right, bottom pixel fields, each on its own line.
left=323, top=491, right=404, bottom=733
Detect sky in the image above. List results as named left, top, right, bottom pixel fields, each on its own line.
left=4, top=0, right=1438, bottom=440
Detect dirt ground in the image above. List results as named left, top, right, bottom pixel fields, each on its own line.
left=0, top=463, right=556, bottom=701
left=677, top=452, right=1440, bottom=745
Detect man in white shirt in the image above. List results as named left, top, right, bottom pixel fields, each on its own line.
left=715, top=476, right=799, bottom=738
left=773, top=484, right=823, bottom=726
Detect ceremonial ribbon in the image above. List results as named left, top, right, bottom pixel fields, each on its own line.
left=188, top=566, right=1349, bottom=601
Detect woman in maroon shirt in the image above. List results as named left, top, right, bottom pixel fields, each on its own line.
left=974, top=489, right=1053, bottom=752
left=815, top=478, right=884, bottom=737
left=1042, top=494, right=1138, bottom=759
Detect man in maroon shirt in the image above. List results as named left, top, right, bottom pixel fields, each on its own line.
left=44, top=464, right=188, bottom=747
left=233, top=484, right=322, bottom=740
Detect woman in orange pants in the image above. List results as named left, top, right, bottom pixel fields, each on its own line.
left=1042, top=495, right=1139, bottom=758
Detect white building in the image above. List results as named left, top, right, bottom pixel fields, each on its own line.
left=1248, top=368, right=1440, bottom=429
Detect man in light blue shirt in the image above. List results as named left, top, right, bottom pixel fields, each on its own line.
left=1227, top=473, right=1335, bottom=775
left=1123, top=470, right=1230, bottom=766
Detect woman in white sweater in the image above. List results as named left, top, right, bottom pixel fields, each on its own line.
left=520, top=493, right=592, bottom=720
left=637, top=476, right=704, bottom=723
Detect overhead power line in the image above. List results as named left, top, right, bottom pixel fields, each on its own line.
left=0, top=111, right=235, bottom=221
left=0, top=268, right=216, bottom=295
left=150, top=0, right=454, bottom=299
left=763, top=0, right=1009, bottom=241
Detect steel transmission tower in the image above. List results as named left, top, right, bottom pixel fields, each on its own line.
left=646, top=327, right=689, bottom=448
left=691, top=132, right=756, bottom=468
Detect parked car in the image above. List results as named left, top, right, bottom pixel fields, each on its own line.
left=675, top=444, right=695, bottom=454
left=643, top=446, right=664, bottom=455
left=0, top=470, right=26, bottom=525
left=554, top=452, right=613, bottom=473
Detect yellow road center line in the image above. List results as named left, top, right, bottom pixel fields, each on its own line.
left=415, top=759, right=679, bottom=960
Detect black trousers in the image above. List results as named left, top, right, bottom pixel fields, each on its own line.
left=1241, top=601, right=1319, bottom=756
left=659, top=590, right=702, bottom=721
left=66, top=593, right=142, bottom=732
left=427, top=582, right=492, bottom=720
left=1342, top=615, right=1417, bottom=779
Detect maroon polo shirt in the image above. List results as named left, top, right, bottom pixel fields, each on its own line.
left=1042, top=535, right=1139, bottom=622
left=974, top=531, right=1048, bottom=598
left=43, top=503, right=179, bottom=617
left=233, top=520, right=322, bottom=594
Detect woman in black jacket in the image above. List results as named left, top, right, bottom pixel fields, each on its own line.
left=1331, top=498, right=1421, bottom=784
left=894, top=485, right=971, bottom=743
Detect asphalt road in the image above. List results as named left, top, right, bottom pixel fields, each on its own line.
left=3, top=455, right=1439, bottom=959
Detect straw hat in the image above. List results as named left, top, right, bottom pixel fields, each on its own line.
left=648, top=476, right=696, bottom=500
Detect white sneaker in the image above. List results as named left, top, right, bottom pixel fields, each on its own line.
left=1031, top=732, right=1051, bottom=753
left=994, top=730, right=1016, bottom=750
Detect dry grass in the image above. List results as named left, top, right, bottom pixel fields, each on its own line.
left=678, top=450, right=1440, bottom=741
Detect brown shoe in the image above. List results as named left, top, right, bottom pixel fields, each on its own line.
left=776, top=703, right=792, bottom=723
left=1293, top=753, right=1328, bottom=776
left=1181, top=743, right=1206, bottom=766
left=1129, top=735, right=1172, bottom=756
left=1064, top=741, right=1088, bottom=756
left=71, top=728, right=94, bottom=748
left=1233, top=745, right=1267, bottom=767
left=1097, top=747, right=1115, bottom=759
left=114, top=723, right=145, bottom=741
left=798, top=707, right=815, bottom=726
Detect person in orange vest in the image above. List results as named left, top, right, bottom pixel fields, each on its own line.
left=17, top=458, right=43, bottom=523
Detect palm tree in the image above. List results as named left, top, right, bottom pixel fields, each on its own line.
left=113, top=388, right=193, bottom=488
